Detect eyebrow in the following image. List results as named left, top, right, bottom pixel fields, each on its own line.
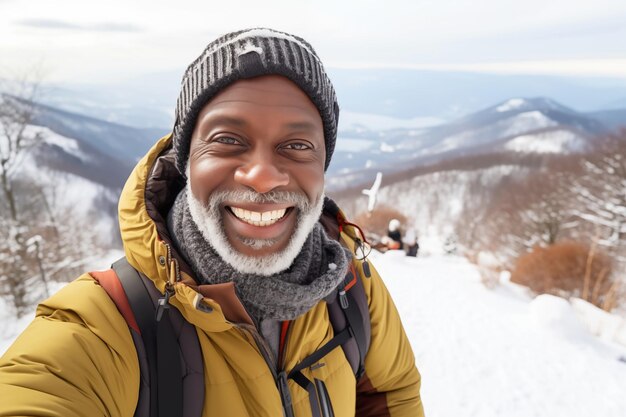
left=205, top=116, right=319, bottom=131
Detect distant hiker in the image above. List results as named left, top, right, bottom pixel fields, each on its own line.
left=0, top=29, right=424, bottom=417
left=405, top=228, right=419, bottom=257
left=383, top=218, right=404, bottom=251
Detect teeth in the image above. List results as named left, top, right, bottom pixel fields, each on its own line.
left=230, top=207, right=287, bottom=226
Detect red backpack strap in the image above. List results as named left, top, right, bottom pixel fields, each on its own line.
left=91, top=268, right=140, bottom=334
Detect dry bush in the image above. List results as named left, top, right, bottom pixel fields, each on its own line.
left=511, top=241, right=618, bottom=310
left=353, top=205, right=408, bottom=240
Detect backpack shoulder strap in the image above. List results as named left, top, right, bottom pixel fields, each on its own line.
left=327, top=263, right=371, bottom=379
left=91, top=257, right=184, bottom=417
left=321, top=197, right=372, bottom=379
left=287, top=261, right=372, bottom=417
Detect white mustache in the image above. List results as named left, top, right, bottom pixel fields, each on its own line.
left=206, top=190, right=313, bottom=211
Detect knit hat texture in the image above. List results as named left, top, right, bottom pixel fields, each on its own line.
left=172, top=28, right=339, bottom=175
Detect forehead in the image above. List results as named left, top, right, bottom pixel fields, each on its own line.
left=196, top=75, right=322, bottom=125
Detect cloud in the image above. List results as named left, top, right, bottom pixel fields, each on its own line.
left=16, top=18, right=142, bottom=32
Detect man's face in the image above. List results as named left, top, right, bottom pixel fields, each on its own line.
left=186, top=75, right=326, bottom=275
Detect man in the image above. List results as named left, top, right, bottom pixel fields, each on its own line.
left=0, top=28, right=423, bottom=416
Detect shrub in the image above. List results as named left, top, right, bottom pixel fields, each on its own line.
left=510, top=241, right=617, bottom=310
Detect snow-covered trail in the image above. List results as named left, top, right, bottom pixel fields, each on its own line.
left=373, top=251, right=626, bottom=417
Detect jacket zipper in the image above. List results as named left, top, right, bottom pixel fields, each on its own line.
left=163, top=244, right=295, bottom=415
left=236, top=323, right=295, bottom=417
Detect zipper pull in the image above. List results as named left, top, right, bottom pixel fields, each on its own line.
left=339, top=290, right=349, bottom=309
left=362, top=259, right=371, bottom=278
left=156, top=284, right=174, bottom=322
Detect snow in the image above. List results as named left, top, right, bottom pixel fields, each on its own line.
left=496, top=98, right=527, bottom=112
left=0, top=249, right=124, bottom=354
left=13, top=146, right=120, bottom=244
left=570, top=298, right=626, bottom=346
left=2, top=252, right=625, bottom=416
left=505, top=129, right=586, bottom=153
left=373, top=252, right=626, bottom=417
left=422, top=111, right=557, bottom=156
left=501, top=111, right=557, bottom=137
left=339, top=164, right=529, bottom=241
left=37, top=126, right=91, bottom=162
left=495, top=98, right=564, bottom=114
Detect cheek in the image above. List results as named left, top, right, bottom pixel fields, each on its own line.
left=189, top=159, right=229, bottom=201
left=294, top=165, right=325, bottom=203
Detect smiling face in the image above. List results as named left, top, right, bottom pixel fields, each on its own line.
left=186, top=75, right=326, bottom=275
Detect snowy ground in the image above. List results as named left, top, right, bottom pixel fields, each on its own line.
left=373, top=251, right=626, bottom=417
left=2, top=251, right=626, bottom=416
left=0, top=250, right=124, bottom=354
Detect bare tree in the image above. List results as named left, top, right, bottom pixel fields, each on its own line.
left=1, top=72, right=114, bottom=316
left=0, top=78, right=44, bottom=221
left=0, top=75, right=48, bottom=316
left=466, top=167, right=579, bottom=269
left=573, top=132, right=626, bottom=269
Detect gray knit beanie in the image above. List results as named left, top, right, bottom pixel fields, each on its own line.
left=172, top=28, right=339, bottom=175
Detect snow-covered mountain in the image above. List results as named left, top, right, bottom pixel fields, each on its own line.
left=12, top=125, right=125, bottom=244
left=31, top=99, right=168, bottom=167
left=2, top=96, right=165, bottom=243
left=329, top=99, right=622, bottom=244
left=327, top=97, right=615, bottom=189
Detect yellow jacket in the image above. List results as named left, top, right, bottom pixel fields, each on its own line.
left=0, top=135, right=424, bottom=417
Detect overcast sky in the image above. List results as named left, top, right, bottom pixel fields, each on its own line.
left=2, top=0, right=626, bottom=83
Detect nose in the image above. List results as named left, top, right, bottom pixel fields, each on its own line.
left=234, top=153, right=290, bottom=194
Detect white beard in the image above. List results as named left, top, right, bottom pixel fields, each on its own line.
left=186, top=182, right=324, bottom=276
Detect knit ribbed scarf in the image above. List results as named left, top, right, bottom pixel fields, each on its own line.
left=167, top=189, right=351, bottom=324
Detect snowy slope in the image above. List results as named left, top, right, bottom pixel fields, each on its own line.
left=13, top=130, right=121, bottom=243
left=334, top=164, right=532, bottom=243
left=374, top=252, right=626, bottom=417
left=2, top=252, right=625, bottom=417
left=503, top=128, right=588, bottom=153
left=0, top=249, right=124, bottom=354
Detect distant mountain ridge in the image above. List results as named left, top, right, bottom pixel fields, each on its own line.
left=327, top=96, right=621, bottom=191
left=1, top=95, right=168, bottom=243
left=31, top=99, right=168, bottom=166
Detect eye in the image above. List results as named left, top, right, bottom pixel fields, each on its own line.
left=282, top=141, right=313, bottom=151
left=214, top=136, right=241, bottom=145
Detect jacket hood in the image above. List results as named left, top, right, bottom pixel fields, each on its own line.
left=119, top=134, right=186, bottom=288
left=119, top=134, right=248, bottom=331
